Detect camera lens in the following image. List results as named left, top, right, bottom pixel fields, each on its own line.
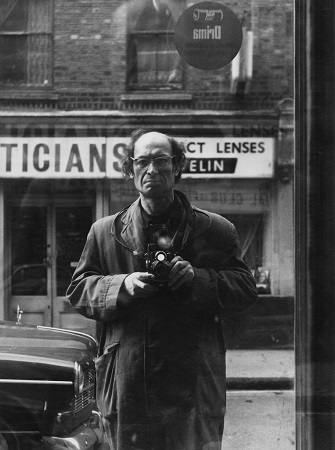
left=154, top=263, right=170, bottom=279
left=155, top=251, right=167, bottom=262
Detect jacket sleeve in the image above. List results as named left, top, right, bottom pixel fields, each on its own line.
left=184, top=219, right=258, bottom=317
left=66, top=223, right=128, bottom=322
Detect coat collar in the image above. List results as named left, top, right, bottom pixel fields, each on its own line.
left=111, top=190, right=211, bottom=257
left=121, top=197, right=147, bottom=256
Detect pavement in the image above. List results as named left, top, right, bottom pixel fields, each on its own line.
left=226, top=349, right=294, bottom=390
left=221, top=390, right=295, bottom=450
left=26, top=349, right=295, bottom=450
left=222, top=349, right=295, bottom=450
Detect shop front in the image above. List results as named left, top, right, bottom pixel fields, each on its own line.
left=0, top=110, right=294, bottom=343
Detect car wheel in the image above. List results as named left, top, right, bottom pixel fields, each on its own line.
left=0, top=418, right=20, bottom=450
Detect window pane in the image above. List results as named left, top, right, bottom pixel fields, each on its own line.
left=0, top=0, right=52, bottom=86
left=129, top=34, right=183, bottom=90
left=0, top=36, right=26, bottom=84
left=56, top=207, right=93, bottom=296
left=225, top=214, right=264, bottom=269
left=0, top=0, right=28, bottom=32
left=11, top=207, right=47, bottom=296
left=0, top=0, right=52, bottom=32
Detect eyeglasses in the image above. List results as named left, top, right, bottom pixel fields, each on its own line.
left=131, top=156, right=175, bottom=170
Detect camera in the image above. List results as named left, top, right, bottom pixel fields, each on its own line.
left=146, top=244, right=175, bottom=285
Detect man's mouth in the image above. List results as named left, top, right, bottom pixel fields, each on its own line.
left=144, top=178, right=161, bottom=184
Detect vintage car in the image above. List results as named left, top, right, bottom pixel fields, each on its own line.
left=11, top=264, right=73, bottom=296
left=0, top=316, right=105, bottom=450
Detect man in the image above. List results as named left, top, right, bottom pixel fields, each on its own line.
left=66, top=129, right=257, bottom=450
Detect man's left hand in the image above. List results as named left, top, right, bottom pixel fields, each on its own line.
left=168, top=256, right=195, bottom=291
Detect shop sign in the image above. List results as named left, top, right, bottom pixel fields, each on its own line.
left=174, top=2, right=243, bottom=70
left=0, top=137, right=274, bottom=179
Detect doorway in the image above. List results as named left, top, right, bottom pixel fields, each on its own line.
left=9, top=180, right=97, bottom=336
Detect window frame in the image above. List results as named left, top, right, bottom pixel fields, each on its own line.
left=0, top=0, right=53, bottom=88
left=127, top=29, right=185, bottom=92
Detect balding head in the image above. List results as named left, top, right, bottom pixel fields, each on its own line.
left=122, top=128, right=187, bottom=183
left=134, top=132, right=172, bottom=158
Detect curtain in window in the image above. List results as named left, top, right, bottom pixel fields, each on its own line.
left=134, top=34, right=182, bottom=87
left=27, top=0, right=52, bottom=85
left=127, top=0, right=184, bottom=90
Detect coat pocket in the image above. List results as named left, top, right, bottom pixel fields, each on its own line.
left=95, top=341, right=120, bottom=419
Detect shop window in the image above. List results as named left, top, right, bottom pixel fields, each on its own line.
left=0, top=0, right=52, bottom=86
left=226, top=214, right=272, bottom=294
left=127, top=0, right=184, bottom=91
left=225, top=214, right=264, bottom=271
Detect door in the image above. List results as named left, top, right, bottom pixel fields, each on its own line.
left=10, top=200, right=96, bottom=336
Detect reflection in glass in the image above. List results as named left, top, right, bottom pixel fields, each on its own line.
left=11, top=207, right=47, bottom=295
left=56, top=207, right=92, bottom=296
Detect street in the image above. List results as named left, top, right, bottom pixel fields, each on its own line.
left=222, top=390, right=295, bottom=450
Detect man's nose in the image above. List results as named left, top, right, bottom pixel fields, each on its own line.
left=146, top=160, right=158, bottom=173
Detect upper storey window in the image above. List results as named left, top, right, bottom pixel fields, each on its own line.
left=127, top=0, right=184, bottom=91
left=0, top=0, right=52, bottom=87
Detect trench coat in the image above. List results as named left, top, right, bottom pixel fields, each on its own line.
left=66, top=190, right=257, bottom=450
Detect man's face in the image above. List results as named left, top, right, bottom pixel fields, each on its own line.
left=133, top=132, right=178, bottom=198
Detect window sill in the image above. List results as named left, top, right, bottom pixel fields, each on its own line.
left=0, top=90, right=59, bottom=100
left=121, top=93, right=192, bottom=102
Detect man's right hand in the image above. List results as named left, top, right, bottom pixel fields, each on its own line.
left=122, top=272, right=158, bottom=299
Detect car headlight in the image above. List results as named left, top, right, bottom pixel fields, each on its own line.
left=74, top=362, right=84, bottom=395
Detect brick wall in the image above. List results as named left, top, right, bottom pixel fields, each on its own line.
left=1, top=0, right=293, bottom=112
left=54, top=0, right=127, bottom=92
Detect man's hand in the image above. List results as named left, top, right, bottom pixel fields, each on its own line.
left=168, top=256, right=195, bottom=291
left=123, top=272, right=158, bottom=298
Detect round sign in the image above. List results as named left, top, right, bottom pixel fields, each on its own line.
left=174, top=2, right=243, bottom=70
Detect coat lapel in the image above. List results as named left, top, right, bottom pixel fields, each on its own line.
left=120, top=198, right=148, bottom=256
left=110, top=191, right=211, bottom=257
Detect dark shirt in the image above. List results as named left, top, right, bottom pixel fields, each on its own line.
left=140, top=195, right=183, bottom=249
